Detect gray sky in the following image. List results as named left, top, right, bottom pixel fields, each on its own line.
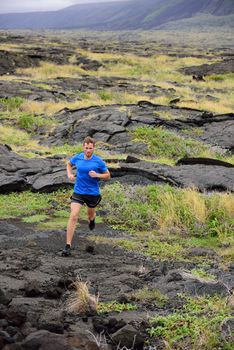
left=0, top=0, right=129, bottom=14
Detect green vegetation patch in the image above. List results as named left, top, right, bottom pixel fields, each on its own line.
left=148, top=294, right=232, bottom=350
left=101, top=183, right=234, bottom=263
left=98, top=89, right=113, bottom=101
left=0, top=191, right=54, bottom=218
left=111, top=236, right=184, bottom=261
left=133, top=287, right=168, bottom=307
left=37, top=216, right=68, bottom=230
left=144, top=238, right=183, bottom=260
left=18, top=113, right=55, bottom=132
left=101, top=183, right=234, bottom=237
left=132, top=126, right=213, bottom=159
left=0, top=97, right=25, bottom=111
left=50, top=144, right=83, bottom=157
left=98, top=301, right=137, bottom=314
left=0, top=190, right=104, bottom=230
left=190, top=268, right=216, bottom=281
left=22, top=214, right=49, bottom=223
left=0, top=190, right=70, bottom=230
left=0, top=125, right=33, bottom=147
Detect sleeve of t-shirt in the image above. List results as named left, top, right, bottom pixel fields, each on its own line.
left=69, top=154, right=79, bottom=166
left=99, top=158, right=108, bottom=173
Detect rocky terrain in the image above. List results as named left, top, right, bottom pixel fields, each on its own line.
left=0, top=218, right=233, bottom=350
left=0, top=31, right=233, bottom=349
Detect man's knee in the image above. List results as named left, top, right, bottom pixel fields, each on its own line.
left=70, top=212, right=79, bottom=222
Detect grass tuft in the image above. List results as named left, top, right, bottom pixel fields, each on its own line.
left=66, top=278, right=98, bottom=315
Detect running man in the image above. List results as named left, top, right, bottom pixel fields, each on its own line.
left=62, top=136, right=110, bottom=256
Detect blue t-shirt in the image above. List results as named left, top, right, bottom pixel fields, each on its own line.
left=69, top=153, right=107, bottom=195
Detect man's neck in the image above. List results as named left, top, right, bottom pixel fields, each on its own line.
left=84, top=154, right=93, bottom=160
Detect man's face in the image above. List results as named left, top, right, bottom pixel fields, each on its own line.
left=83, top=142, right=94, bottom=159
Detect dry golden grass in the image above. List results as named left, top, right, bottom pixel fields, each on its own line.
left=219, top=245, right=234, bottom=264
left=1, top=45, right=232, bottom=119
left=156, top=188, right=234, bottom=234
left=0, top=43, right=23, bottom=51
left=157, top=191, right=180, bottom=232
left=0, top=75, right=22, bottom=81
left=205, top=74, right=234, bottom=90
left=66, top=278, right=98, bottom=315
left=76, top=48, right=124, bottom=62
left=0, top=125, right=59, bottom=156
left=19, top=91, right=152, bottom=115
left=0, top=125, right=39, bottom=148
left=181, top=188, right=207, bottom=223
left=17, top=62, right=87, bottom=80
left=150, top=96, right=172, bottom=105
left=175, top=74, right=234, bottom=113
left=212, top=193, right=234, bottom=219
left=20, top=100, right=69, bottom=116
left=178, top=99, right=233, bottom=114
left=90, top=52, right=211, bottom=87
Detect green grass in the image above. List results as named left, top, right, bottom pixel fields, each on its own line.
left=98, top=301, right=137, bottom=314
left=0, top=97, right=24, bottom=111
left=100, top=183, right=234, bottom=263
left=0, top=189, right=105, bottom=230
left=0, top=185, right=233, bottom=263
left=0, top=125, right=34, bottom=147
left=37, top=216, right=68, bottom=230
left=98, top=89, right=113, bottom=101
left=148, top=294, right=233, bottom=350
left=18, top=113, right=55, bottom=132
left=132, top=126, right=216, bottom=160
left=0, top=191, right=54, bottom=218
left=50, top=144, right=83, bottom=157
left=132, top=287, right=168, bottom=307
left=190, top=268, right=216, bottom=281
left=22, top=214, right=49, bottom=223
left=101, top=183, right=234, bottom=237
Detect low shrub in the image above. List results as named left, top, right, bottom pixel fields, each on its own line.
left=148, top=294, right=232, bottom=350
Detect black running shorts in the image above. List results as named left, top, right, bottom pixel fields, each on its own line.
left=70, top=193, right=102, bottom=208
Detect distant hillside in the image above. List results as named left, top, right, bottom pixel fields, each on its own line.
left=0, top=0, right=234, bottom=30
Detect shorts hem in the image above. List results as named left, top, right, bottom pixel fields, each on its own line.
left=70, top=193, right=101, bottom=208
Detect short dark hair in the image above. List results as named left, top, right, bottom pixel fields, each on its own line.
left=83, top=136, right=95, bottom=146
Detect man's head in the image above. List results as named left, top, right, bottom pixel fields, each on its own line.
left=83, top=136, right=95, bottom=159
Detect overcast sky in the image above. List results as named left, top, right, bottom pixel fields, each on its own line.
left=0, top=0, right=129, bottom=14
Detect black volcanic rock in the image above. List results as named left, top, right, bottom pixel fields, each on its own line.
left=0, top=80, right=69, bottom=102
left=152, top=269, right=230, bottom=298
left=0, top=50, right=40, bottom=76
left=181, top=59, right=234, bottom=76
left=177, top=157, right=234, bottom=168
left=0, top=144, right=233, bottom=193
left=0, top=47, right=102, bottom=76
left=0, top=144, right=70, bottom=193
left=42, top=103, right=234, bottom=152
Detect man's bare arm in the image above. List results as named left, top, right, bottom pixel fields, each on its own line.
left=89, top=170, right=110, bottom=180
left=67, top=162, right=75, bottom=182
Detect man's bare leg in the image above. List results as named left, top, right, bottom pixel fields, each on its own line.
left=66, top=202, right=82, bottom=246
left=88, top=207, right=96, bottom=230
left=87, top=207, right=96, bottom=222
